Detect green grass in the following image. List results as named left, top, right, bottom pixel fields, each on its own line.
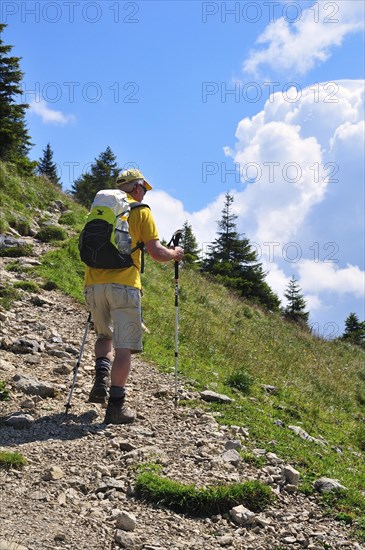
left=0, top=451, right=27, bottom=469
left=0, top=280, right=40, bottom=309
left=13, top=280, right=40, bottom=292
left=0, top=160, right=86, bottom=235
left=5, top=260, right=26, bottom=273
left=225, top=367, right=253, bottom=394
left=58, top=211, right=80, bottom=226
left=0, top=242, right=33, bottom=257
left=0, top=381, right=10, bottom=401
left=35, top=225, right=67, bottom=242
left=134, top=471, right=274, bottom=516
left=0, top=285, right=21, bottom=310
left=36, top=237, right=85, bottom=302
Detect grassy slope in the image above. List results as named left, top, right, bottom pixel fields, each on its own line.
left=0, top=161, right=86, bottom=301
left=1, top=164, right=364, bottom=536
left=0, top=161, right=86, bottom=234
left=143, top=260, right=365, bottom=525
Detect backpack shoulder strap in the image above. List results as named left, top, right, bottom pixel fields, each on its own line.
left=128, top=202, right=150, bottom=274
left=129, top=202, right=150, bottom=211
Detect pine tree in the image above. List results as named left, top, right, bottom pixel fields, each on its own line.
left=38, top=143, right=61, bottom=187
left=71, top=146, right=119, bottom=206
left=342, top=312, right=365, bottom=348
left=182, top=220, right=201, bottom=268
left=283, top=276, right=309, bottom=327
left=203, top=192, right=280, bottom=311
left=0, top=24, right=33, bottom=165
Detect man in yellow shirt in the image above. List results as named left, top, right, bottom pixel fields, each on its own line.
left=84, top=169, right=184, bottom=424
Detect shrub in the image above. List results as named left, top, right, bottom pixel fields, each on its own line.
left=0, top=451, right=27, bottom=469
left=9, top=217, right=31, bottom=236
left=356, top=389, right=365, bottom=407
left=5, top=260, right=23, bottom=272
left=36, top=225, right=67, bottom=242
left=243, top=306, right=254, bottom=319
left=0, top=285, right=21, bottom=310
left=335, top=512, right=353, bottom=525
left=43, top=280, right=58, bottom=291
left=226, top=367, right=253, bottom=394
left=0, top=243, right=33, bottom=257
left=58, top=211, right=77, bottom=226
left=13, top=280, right=40, bottom=292
left=354, top=424, right=365, bottom=451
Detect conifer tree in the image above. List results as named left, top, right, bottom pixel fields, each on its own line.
left=202, top=192, right=280, bottom=311
left=283, top=276, right=309, bottom=327
left=0, top=24, right=33, bottom=165
left=71, top=146, right=119, bottom=206
left=341, top=312, right=365, bottom=348
left=38, top=143, right=61, bottom=187
left=182, top=220, right=201, bottom=268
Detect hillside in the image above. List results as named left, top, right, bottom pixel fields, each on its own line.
left=0, top=164, right=364, bottom=549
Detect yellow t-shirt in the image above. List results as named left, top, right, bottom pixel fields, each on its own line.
left=84, top=197, right=159, bottom=290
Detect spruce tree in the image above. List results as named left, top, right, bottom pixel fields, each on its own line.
left=182, top=220, right=201, bottom=268
left=283, top=276, right=309, bottom=327
left=0, top=24, right=33, bottom=165
left=203, top=192, right=280, bottom=311
left=342, top=312, right=365, bottom=348
left=38, top=143, right=61, bottom=187
left=71, top=146, right=119, bottom=206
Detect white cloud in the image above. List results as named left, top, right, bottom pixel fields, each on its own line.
left=30, top=99, right=75, bottom=125
left=224, top=80, right=364, bottom=247
left=243, top=1, right=365, bottom=76
left=303, top=294, right=322, bottom=312
left=147, top=190, right=227, bottom=249
left=263, top=261, right=289, bottom=298
left=149, top=80, right=364, bottom=319
left=261, top=262, right=323, bottom=312
left=297, top=261, right=365, bottom=298
left=330, top=120, right=365, bottom=154
left=146, top=190, right=188, bottom=242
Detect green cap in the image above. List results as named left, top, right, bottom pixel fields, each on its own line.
left=116, top=168, right=152, bottom=190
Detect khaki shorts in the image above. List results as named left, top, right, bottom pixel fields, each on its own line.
left=84, top=283, right=142, bottom=353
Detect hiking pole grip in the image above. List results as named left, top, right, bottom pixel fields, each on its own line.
left=172, top=230, right=182, bottom=279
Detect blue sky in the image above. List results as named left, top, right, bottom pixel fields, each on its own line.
left=2, top=0, right=364, bottom=336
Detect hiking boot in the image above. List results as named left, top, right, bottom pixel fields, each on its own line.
left=104, top=399, right=136, bottom=424
left=88, top=369, right=109, bottom=404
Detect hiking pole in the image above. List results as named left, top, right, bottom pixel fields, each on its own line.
left=168, top=229, right=183, bottom=407
left=64, top=312, right=92, bottom=415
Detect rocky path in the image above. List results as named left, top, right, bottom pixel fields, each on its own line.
left=0, top=247, right=363, bottom=550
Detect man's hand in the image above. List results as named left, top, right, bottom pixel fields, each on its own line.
left=146, top=239, right=184, bottom=263
left=172, top=246, right=184, bottom=262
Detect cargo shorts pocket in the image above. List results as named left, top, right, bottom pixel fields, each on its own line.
left=126, top=287, right=141, bottom=308
left=110, top=284, right=127, bottom=309
left=84, top=286, right=96, bottom=310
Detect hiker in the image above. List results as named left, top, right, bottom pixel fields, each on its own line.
left=83, top=169, right=184, bottom=424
